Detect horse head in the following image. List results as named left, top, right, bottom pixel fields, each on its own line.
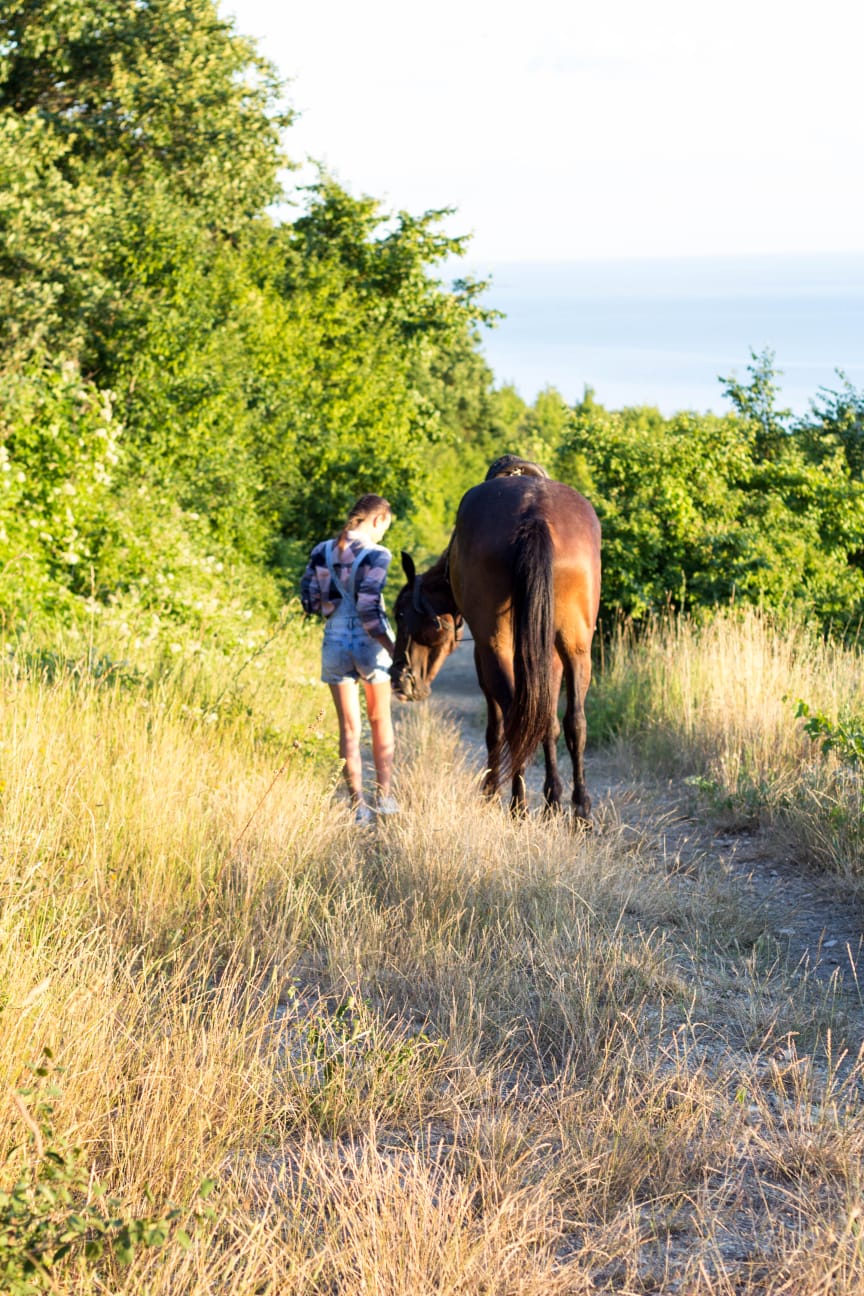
left=390, top=551, right=462, bottom=702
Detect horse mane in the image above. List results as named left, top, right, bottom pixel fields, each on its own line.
left=421, top=543, right=460, bottom=615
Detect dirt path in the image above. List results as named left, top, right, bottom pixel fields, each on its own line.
left=415, top=637, right=864, bottom=1014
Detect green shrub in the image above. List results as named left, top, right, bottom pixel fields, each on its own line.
left=795, top=699, right=864, bottom=765
left=0, top=1053, right=214, bottom=1293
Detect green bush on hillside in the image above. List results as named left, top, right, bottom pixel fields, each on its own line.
left=553, top=355, right=864, bottom=627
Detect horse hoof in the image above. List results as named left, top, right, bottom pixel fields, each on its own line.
left=571, top=800, right=593, bottom=831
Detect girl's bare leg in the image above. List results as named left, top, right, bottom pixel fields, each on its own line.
left=329, top=681, right=364, bottom=802
left=363, top=679, right=394, bottom=798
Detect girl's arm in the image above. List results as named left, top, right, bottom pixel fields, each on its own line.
left=300, top=544, right=325, bottom=616
left=356, top=549, right=395, bottom=657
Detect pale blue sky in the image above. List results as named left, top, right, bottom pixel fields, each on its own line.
left=225, top=0, right=863, bottom=265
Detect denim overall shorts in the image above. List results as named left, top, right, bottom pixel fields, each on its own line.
left=320, top=541, right=392, bottom=685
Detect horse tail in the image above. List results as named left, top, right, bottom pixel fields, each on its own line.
left=505, top=514, right=555, bottom=776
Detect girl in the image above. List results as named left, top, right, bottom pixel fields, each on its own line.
left=301, top=495, right=398, bottom=824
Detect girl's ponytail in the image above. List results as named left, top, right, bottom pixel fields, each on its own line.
left=336, top=494, right=391, bottom=546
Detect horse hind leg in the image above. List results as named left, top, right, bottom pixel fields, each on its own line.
left=542, top=656, right=565, bottom=814
left=476, top=646, right=507, bottom=799
left=513, top=658, right=562, bottom=818
left=509, top=766, right=529, bottom=817
left=482, top=697, right=504, bottom=798
left=561, top=646, right=592, bottom=824
left=541, top=722, right=564, bottom=814
left=477, top=646, right=526, bottom=810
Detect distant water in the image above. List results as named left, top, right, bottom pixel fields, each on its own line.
left=466, top=253, right=864, bottom=416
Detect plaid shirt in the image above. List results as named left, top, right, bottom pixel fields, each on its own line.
left=300, top=533, right=392, bottom=638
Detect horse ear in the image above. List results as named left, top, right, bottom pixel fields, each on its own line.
left=401, top=551, right=416, bottom=583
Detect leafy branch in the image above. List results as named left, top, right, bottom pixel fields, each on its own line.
left=0, top=1052, right=215, bottom=1294
left=795, top=699, right=864, bottom=765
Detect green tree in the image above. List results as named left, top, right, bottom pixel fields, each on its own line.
left=0, top=0, right=290, bottom=225
left=0, top=0, right=290, bottom=369
left=0, top=0, right=502, bottom=622
left=553, top=382, right=864, bottom=626
left=799, top=374, right=864, bottom=479
left=720, top=348, right=791, bottom=462
left=0, top=113, right=112, bottom=364
left=250, top=178, right=497, bottom=553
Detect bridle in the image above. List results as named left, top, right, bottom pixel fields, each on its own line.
left=391, top=574, right=462, bottom=693
left=411, top=573, right=460, bottom=636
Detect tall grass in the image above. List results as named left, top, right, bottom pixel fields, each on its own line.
left=593, top=607, right=864, bottom=886
left=2, top=614, right=863, bottom=1291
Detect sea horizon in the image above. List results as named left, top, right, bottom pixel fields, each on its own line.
left=456, top=250, right=864, bottom=417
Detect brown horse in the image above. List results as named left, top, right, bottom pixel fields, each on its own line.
left=390, top=472, right=601, bottom=819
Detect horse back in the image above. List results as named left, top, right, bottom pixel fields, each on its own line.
left=450, top=476, right=600, bottom=644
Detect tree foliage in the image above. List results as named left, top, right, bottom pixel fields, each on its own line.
left=1, top=4, right=862, bottom=638
left=0, top=0, right=288, bottom=221
left=553, top=354, right=864, bottom=627
left=0, top=0, right=496, bottom=629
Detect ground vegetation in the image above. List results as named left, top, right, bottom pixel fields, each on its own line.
left=0, top=618, right=862, bottom=1291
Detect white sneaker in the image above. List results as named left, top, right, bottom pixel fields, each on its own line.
left=354, top=802, right=374, bottom=826
left=375, top=793, right=400, bottom=816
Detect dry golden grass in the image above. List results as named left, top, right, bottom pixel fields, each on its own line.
left=595, top=607, right=864, bottom=887
left=2, top=615, right=864, bottom=1292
